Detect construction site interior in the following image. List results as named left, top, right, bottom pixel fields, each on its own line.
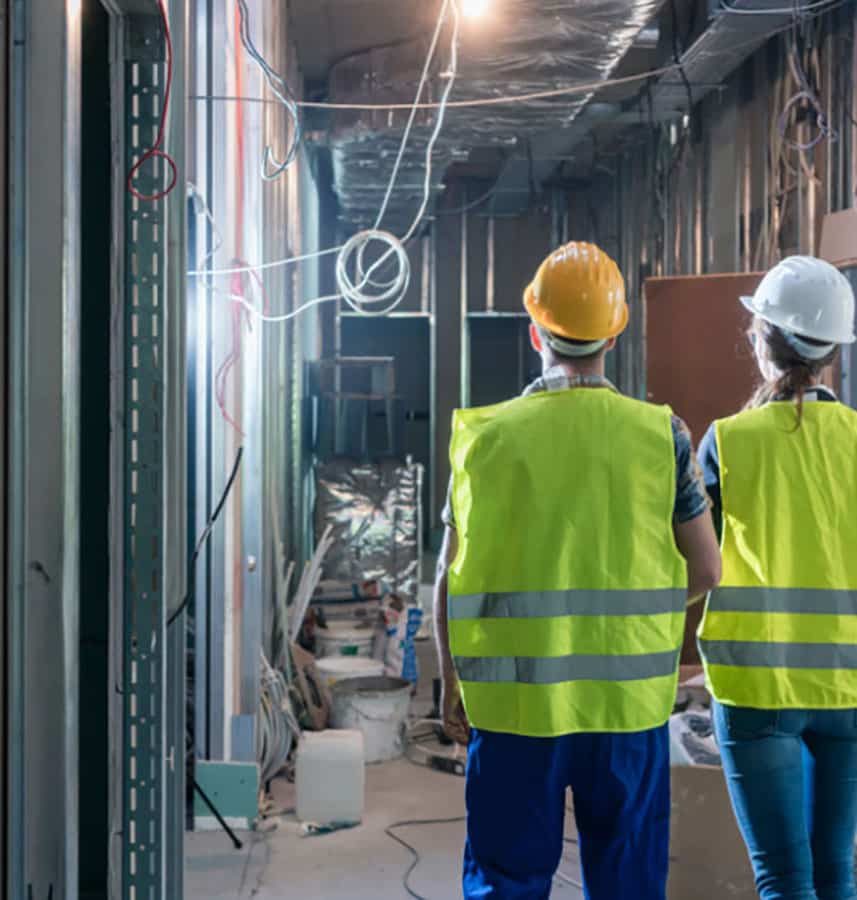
left=6, top=0, right=857, bottom=897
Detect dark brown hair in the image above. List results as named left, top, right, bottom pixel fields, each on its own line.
left=746, top=319, right=839, bottom=426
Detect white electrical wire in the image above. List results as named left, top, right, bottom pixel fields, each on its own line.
left=188, top=245, right=341, bottom=278
left=189, top=0, right=460, bottom=325
left=719, top=0, right=836, bottom=13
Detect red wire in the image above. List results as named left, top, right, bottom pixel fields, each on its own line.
left=126, top=0, right=178, bottom=202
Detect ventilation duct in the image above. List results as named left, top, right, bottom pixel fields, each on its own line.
left=315, top=0, right=664, bottom=230
left=487, top=0, right=796, bottom=214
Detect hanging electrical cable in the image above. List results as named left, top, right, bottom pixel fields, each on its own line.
left=331, top=0, right=460, bottom=317
left=720, top=0, right=838, bottom=14
left=166, top=447, right=244, bottom=627
left=667, top=0, right=695, bottom=178
left=236, top=0, right=301, bottom=180
left=777, top=8, right=837, bottom=152
left=188, top=8, right=831, bottom=287
left=189, top=0, right=460, bottom=325
left=127, top=0, right=178, bottom=201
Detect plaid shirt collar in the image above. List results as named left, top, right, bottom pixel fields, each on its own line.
left=523, top=366, right=618, bottom=397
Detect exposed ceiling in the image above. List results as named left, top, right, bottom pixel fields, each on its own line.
left=289, top=0, right=800, bottom=230
left=291, top=0, right=666, bottom=230
left=289, top=0, right=436, bottom=84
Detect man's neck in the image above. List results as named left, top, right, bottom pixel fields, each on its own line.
left=548, top=360, right=607, bottom=380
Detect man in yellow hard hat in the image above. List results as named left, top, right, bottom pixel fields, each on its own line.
left=433, top=242, right=721, bottom=899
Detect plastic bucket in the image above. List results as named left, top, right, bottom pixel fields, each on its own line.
left=315, top=656, right=385, bottom=690
left=330, top=676, right=412, bottom=763
left=315, top=622, right=375, bottom=659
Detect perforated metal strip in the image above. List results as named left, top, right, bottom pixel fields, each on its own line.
left=123, top=21, right=166, bottom=899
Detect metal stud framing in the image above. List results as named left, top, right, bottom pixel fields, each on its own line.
left=121, top=15, right=168, bottom=897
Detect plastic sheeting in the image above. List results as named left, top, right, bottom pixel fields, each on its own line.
left=315, top=459, right=424, bottom=604
left=321, top=0, right=662, bottom=227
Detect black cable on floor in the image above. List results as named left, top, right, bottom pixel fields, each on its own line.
left=385, top=817, right=467, bottom=900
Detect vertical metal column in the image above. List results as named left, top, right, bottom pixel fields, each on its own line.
left=120, top=14, right=169, bottom=897
left=7, top=0, right=82, bottom=895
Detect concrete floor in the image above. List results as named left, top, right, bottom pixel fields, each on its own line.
left=185, top=758, right=584, bottom=899
left=185, top=628, right=584, bottom=899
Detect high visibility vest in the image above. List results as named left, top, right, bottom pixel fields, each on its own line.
left=448, top=388, right=688, bottom=737
left=699, top=402, right=857, bottom=709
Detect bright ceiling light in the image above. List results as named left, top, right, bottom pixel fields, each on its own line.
left=462, top=0, right=490, bottom=18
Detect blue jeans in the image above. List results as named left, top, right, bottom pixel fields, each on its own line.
left=713, top=702, right=857, bottom=900
left=463, top=726, right=670, bottom=899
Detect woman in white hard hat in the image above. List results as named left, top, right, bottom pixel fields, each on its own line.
left=697, top=255, right=857, bottom=900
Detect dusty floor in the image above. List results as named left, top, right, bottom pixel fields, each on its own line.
left=184, top=609, right=584, bottom=900
left=185, top=756, right=585, bottom=900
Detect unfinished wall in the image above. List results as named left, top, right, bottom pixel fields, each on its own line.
left=564, top=8, right=856, bottom=409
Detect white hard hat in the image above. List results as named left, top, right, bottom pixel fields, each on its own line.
left=741, top=256, right=856, bottom=346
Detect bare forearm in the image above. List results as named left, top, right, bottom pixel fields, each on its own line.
left=433, top=571, right=457, bottom=683
left=433, top=527, right=459, bottom=684
left=674, top=510, right=722, bottom=607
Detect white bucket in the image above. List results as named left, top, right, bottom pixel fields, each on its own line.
left=315, top=656, right=385, bottom=689
left=330, top=676, right=412, bottom=763
left=315, top=622, right=375, bottom=660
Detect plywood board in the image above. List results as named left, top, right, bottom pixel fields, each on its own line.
left=646, top=272, right=840, bottom=662
left=645, top=273, right=764, bottom=446
left=646, top=274, right=762, bottom=665
left=646, top=271, right=840, bottom=444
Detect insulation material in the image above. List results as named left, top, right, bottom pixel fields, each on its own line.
left=322, top=0, right=662, bottom=228
left=315, top=460, right=423, bottom=605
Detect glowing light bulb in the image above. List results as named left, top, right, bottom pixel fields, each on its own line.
left=462, top=0, right=490, bottom=18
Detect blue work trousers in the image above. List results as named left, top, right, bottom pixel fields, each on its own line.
left=463, top=726, right=670, bottom=899
left=713, top=702, right=857, bottom=900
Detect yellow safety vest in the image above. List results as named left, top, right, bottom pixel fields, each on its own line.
left=448, top=388, right=688, bottom=737
left=699, top=402, right=857, bottom=709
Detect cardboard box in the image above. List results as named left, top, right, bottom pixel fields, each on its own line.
left=668, top=765, right=755, bottom=899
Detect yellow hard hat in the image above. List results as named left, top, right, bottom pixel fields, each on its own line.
left=523, top=241, right=628, bottom=342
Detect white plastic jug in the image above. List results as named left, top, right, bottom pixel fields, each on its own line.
left=296, top=730, right=365, bottom=826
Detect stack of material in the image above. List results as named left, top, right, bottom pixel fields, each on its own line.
left=669, top=668, right=719, bottom=767
left=667, top=668, right=756, bottom=899
left=310, top=579, right=387, bottom=625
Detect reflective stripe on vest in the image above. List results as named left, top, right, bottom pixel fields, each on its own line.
left=455, top=649, right=681, bottom=685
left=449, top=388, right=688, bottom=737
left=699, top=402, right=857, bottom=709
left=449, top=588, right=687, bottom=620
left=707, top=587, right=857, bottom=616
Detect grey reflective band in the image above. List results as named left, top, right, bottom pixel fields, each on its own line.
left=546, top=333, right=608, bottom=358
left=449, top=588, right=687, bottom=621
left=454, top=649, right=680, bottom=685
left=699, top=640, right=857, bottom=670
left=708, top=587, right=857, bottom=616
left=781, top=330, right=836, bottom=361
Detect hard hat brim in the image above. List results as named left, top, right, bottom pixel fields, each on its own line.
left=739, top=294, right=856, bottom=344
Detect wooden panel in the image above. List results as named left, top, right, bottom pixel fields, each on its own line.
left=646, top=271, right=841, bottom=443
left=646, top=273, right=762, bottom=664
left=646, top=272, right=841, bottom=663
left=645, top=273, right=763, bottom=445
